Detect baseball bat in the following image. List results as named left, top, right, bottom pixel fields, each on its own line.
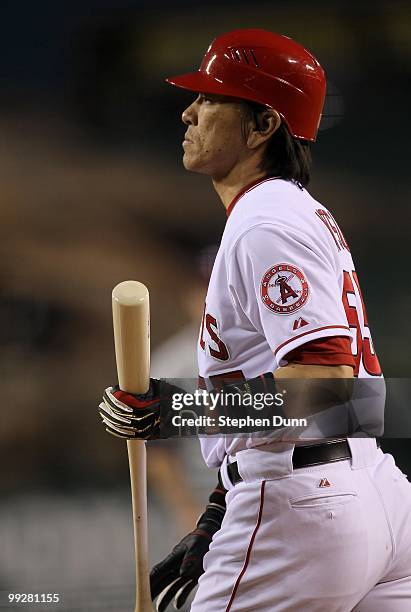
left=112, top=280, right=154, bottom=612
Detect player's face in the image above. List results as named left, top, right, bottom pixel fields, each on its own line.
left=181, top=93, right=247, bottom=178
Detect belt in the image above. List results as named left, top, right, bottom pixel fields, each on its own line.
left=224, top=438, right=380, bottom=486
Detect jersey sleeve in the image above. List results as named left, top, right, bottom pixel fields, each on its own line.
left=227, top=224, right=352, bottom=366
left=283, top=336, right=355, bottom=368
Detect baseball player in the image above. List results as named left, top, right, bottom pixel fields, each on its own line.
left=99, top=30, right=411, bottom=611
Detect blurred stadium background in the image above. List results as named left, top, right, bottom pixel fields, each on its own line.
left=0, top=0, right=410, bottom=609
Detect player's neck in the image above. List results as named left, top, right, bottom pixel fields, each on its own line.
left=211, top=162, right=267, bottom=210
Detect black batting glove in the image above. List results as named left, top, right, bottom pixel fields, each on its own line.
left=216, top=371, right=275, bottom=394
left=210, top=372, right=279, bottom=433
left=98, top=379, right=184, bottom=440
left=150, top=484, right=226, bottom=611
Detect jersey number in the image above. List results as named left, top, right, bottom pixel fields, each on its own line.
left=342, top=270, right=381, bottom=377
left=200, top=305, right=229, bottom=361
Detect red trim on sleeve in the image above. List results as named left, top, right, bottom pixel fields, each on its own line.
left=225, top=481, right=266, bottom=611
left=274, top=325, right=351, bottom=356
left=226, top=177, right=279, bottom=217
left=198, top=376, right=206, bottom=390
left=284, top=336, right=355, bottom=368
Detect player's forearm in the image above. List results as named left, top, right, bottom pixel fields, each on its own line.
left=273, top=363, right=354, bottom=419
left=275, top=363, right=354, bottom=379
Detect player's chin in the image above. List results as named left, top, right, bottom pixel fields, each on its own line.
left=182, top=152, right=205, bottom=173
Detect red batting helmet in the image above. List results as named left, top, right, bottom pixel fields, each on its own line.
left=166, top=29, right=326, bottom=142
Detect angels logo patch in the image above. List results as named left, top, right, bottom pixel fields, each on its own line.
left=260, top=263, right=309, bottom=315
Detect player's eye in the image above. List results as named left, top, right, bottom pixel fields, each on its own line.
left=200, top=94, right=213, bottom=104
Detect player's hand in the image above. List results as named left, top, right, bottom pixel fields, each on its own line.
left=150, top=486, right=226, bottom=611
left=98, top=379, right=183, bottom=440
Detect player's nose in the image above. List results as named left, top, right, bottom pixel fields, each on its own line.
left=182, top=98, right=198, bottom=125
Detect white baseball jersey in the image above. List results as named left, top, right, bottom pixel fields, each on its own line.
left=198, top=177, right=382, bottom=467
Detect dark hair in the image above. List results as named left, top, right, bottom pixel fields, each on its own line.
left=242, top=101, right=312, bottom=188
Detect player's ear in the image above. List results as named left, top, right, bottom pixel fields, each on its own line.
left=246, top=109, right=281, bottom=150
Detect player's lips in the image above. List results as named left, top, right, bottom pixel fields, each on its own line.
left=183, top=133, right=194, bottom=145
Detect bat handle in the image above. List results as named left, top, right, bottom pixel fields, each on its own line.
left=127, top=439, right=155, bottom=612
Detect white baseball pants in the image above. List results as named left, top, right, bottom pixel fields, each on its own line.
left=191, top=438, right=411, bottom=611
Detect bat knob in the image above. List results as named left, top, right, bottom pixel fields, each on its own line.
left=112, top=280, right=149, bottom=306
